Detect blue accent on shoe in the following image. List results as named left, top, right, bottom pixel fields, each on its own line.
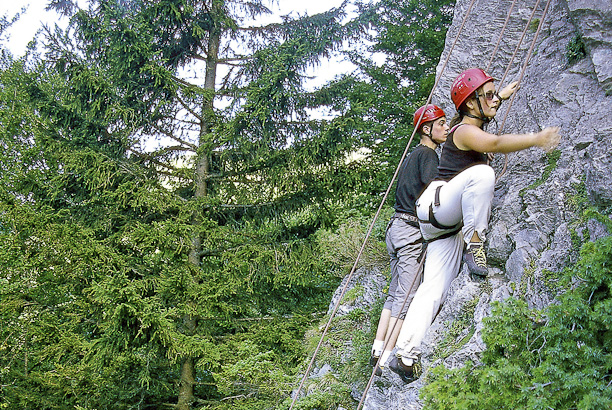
left=389, top=356, right=414, bottom=383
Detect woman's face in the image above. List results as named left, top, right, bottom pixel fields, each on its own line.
left=471, top=81, right=500, bottom=118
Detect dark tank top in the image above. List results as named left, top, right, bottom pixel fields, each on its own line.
left=436, top=124, right=488, bottom=182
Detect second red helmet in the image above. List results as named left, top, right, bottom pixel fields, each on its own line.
left=413, top=104, right=446, bottom=130
left=451, top=68, right=494, bottom=109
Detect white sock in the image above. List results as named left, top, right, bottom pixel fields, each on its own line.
left=372, top=340, right=384, bottom=357
left=400, top=356, right=414, bottom=366
left=467, top=241, right=482, bottom=249
left=380, top=350, right=392, bottom=367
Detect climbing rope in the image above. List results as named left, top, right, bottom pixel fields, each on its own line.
left=289, top=0, right=555, bottom=407
left=497, top=0, right=543, bottom=87
left=488, top=0, right=542, bottom=180
left=288, top=0, right=481, bottom=408
left=496, top=0, right=554, bottom=180
left=485, top=0, right=519, bottom=73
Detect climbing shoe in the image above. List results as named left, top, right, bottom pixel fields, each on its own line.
left=369, top=355, right=383, bottom=377
left=388, top=356, right=414, bottom=383
left=464, top=242, right=488, bottom=277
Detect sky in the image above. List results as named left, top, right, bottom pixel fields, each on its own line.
left=2, top=0, right=361, bottom=91
left=1, top=0, right=363, bottom=149
left=3, top=0, right=352, bottom=57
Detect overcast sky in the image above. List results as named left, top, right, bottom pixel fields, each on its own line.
left=3, top=0, right=351, bottom=57
left=2, top=0, right=363, bottom=149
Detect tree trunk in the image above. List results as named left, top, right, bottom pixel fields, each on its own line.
left=176, top=327, right=196, bottom=410
left=176, top=24, right=221, bottom=410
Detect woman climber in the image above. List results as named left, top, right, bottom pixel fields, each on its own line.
left=389, top=67, right=561, bottom=383
left=370, top=104, right=449, bottom=376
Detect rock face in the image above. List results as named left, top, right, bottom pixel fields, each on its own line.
left=346, top=0, right=612, bottom=408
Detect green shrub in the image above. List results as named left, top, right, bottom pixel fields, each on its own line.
left=567, top=34, right=587, bottom=65
left=421, top=234, right=612, bottom=409
left=314, top=210, right=391, bottom=275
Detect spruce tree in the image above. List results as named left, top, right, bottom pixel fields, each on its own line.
left=1, top=1, right=372, bottom=408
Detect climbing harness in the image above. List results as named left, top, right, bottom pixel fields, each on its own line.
left=289, top=0, right=555, bottom=408
left=426, top=185, right=463, bottom=231
left=391, top=212, right=420, bottom=228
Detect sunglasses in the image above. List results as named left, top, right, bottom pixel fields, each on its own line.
left=479, top=90, right=499, bottom=101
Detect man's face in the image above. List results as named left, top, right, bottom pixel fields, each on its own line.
left=430, top=117, right=449, bottom=145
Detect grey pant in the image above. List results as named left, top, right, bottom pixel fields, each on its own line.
left=383, top=218, right=424, bottom=319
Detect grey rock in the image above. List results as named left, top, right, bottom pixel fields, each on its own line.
left=313, top=363, right=333, bottom=379
left=301, top=0, right=612, bottom=408
left=327, top=265, right=388, bottom=317
left=587, top=218, right=610, bottom=241
left=585, top=146, right=612, bottom=207
left=361, top=0, right=612, bottom=407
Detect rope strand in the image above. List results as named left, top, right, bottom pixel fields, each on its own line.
left=485, top=0, right=519, bottom=72
left=497, top=0, right=553, bottom=180
left=288, top=0, right=481, bottom=408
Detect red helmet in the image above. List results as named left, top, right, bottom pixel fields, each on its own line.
left=413, top=104, right=446, bottom=131
left=451, top=68, right=494, bottom=109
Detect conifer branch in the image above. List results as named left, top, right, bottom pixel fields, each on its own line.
left=128, top=148, right=179, bottom=171
left=237, top=22, right=283, bottom=33
left=174, top=93, right=205, bottom=123
left=172, top=75, right=202, bottom=90
left=218, top=56, right=251, bottom=64
left=151, top=124, right=198, bottom=151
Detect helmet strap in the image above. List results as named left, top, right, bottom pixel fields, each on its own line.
left=473, top=90, right=491, bottom=124
left=421, top=122, right=440, bottom=148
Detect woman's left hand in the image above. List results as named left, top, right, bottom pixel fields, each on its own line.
left=498, top=81, right=519, bottom=100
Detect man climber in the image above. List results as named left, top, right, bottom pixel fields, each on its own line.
left=389, top=68, right=561, bottom=383
left=370, top=104, right=449, bottom=375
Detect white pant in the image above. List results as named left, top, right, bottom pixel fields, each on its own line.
left=396, top=164, right=495, bottom=357
left=417, top=164, right=495, bottom=243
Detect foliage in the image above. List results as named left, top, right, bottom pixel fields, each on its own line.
left=0, top=0, right=458, bottom=408
left=314, top=208, right=392, bottom=276
left=566, top=33, right=587, bottom=66
left=314, top=0, right=455, bottom=200
left=0, top=1, right=366, bottom=408
left=421, top=234, right=612, bottom=410
left=283, top=305, right=379, bottom=410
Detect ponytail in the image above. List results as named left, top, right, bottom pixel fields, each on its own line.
left=449, top=112, right=463, bottom=128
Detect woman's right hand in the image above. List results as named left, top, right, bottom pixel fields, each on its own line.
left=535, top=126, right=561, bottom=153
